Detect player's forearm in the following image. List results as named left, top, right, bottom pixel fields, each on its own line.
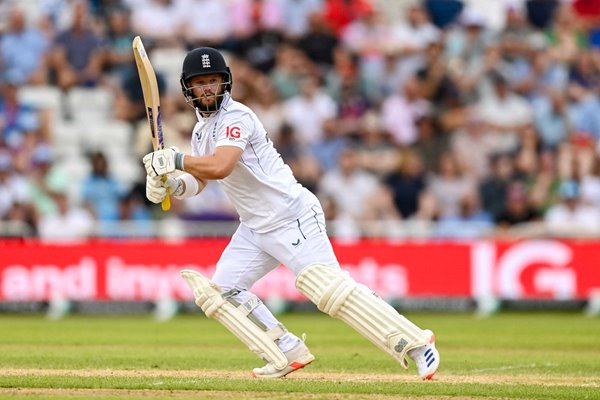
left=182, top=154, right=232, bottom=180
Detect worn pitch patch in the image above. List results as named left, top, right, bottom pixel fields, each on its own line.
left=0, top=368, right=598, bottom=388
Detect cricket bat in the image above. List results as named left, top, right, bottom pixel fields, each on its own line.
left=132, top=35, right=170, bottom=211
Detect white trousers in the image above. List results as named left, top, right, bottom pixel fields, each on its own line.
left=212, top=204, right=339, bottom=352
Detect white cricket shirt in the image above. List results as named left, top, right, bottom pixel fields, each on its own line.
left=190, top=96, right=319, bottom=232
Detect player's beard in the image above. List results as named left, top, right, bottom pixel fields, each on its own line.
left=196, top=89, right=225, bottom=114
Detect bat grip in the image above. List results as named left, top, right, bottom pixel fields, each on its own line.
left=160, top=175, right=171, bottom=211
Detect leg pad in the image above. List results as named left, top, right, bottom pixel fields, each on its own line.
left=181, top=269, right=288, bottom=370
left=296, top=264, right=429, bottom=368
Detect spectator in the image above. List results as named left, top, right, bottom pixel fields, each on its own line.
left=0, top=5, right=50, bottom=85
left=0, top=150, right=30, bottom=220
left=361, top=184, right=402, bottom=237
left=525, top=0, right=559, bottom=30
left=515, top=39, right=569, bottom=98
left=569, top=49, right=600, bottom=91
left=318, top=146, right=379, bottom=221
left=496, top=180, right=540, bottom=230
left=0, top=73, right=44, bottom=150
left=435, top=190, right=494, bottom=238
left=103, top=6, right=136, bottom=84
left=384, top=148, right=426, bottom=219
left=246, top=76, right=286, bottom=146
left=416, top=39, right=459, bottom=105
left=524, top=147, right=561, bottom=215
left=269, top=44, right=312, bottom=100
left=111, top=189, right=153, bottom=238
left=229, top=0, right=284, bottom=43
left=445, top=8, right=495, bottom=76
left=354, top=112, right=397, bottom=177
left=545, top=179, right=600, bottom=235
left=566, top=80, right=600, bottom=142
left=113, top=62, right=167, bottom=123
left=411, top=115, right=448, bottom=173
left=298, top=11, right=339, bottom=71
left=323, top=0, right=373, bottom=37
left=388, top=4, right=440, bottom=86
left=309, top=119, right=347, bottom=174
left=546, top=3, right=587, bottom=64
left=335, top=78, right=370, bottom=136
left=276, top=124, right=321, bottom=194
left=50, top=0, right=105, bottom=90
left=38, top=190, right=94, bottom=242
left=381, top=75, right=432, bottom=145
left=320, top=193, right=361, bottom=241
left=423, top=0, right=463, bottom=29
left=532, top=89, right=569, bottom=148
left=340, top=7, right=390, bottom=100
left=81, top=151, right=125, bottom=221
left=324, top=47, right=361, bottom=103
left=182, top=0, right=230, bottom=49
left=229, top=0, right=284, bottom=72
left=476, top=71, right=533, bottom=154
left=450, top=112, right=498, bottom=180
left=283, top=74, right=337, bottom=146
left=579, top=158, right=600, bottom=210
left=129, top=0, right=185, bottom=48
left=238, top=25, right=284, bottom=74
left=427, top=150, right=476, bottom=219
left=280, top=0, right=322, bottom=40
left=408, top=190, right=439, bottom=237
left=480, top=153, right=516, bottom=222
left=26, top=144, right=68, bottom=217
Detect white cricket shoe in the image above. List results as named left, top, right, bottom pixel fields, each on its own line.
left=407, top=329, right=440, bottom=380
left=252, top=340, right=315, bottom=379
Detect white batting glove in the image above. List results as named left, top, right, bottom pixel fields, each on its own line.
left=146, top=175, right=181, bottom=204
left=143, top=147, right=184, bottom=177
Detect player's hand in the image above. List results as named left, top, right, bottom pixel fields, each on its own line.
left=146, top=175, right=180, bottom=203
left=143, top=147, right=184, bottom=177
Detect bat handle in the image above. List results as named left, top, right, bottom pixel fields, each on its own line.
left=161, top=175, right=171, bottom=211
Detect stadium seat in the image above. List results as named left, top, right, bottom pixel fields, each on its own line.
left=17, top=85, right=64, bottom=120
left=55, top=155, right=92, bottom=205
left=66, top=86, right=114, bottom=122
left=106, top=151, right=143, bottom=189
left=79, top=120, right=133, bottom=152
left=50, top=122, right=84, bottom=159
left=149, top=47, right=187, bottom=96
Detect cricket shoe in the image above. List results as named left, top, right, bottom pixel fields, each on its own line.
left=252, top=340, right=315, bottom=379
left=407, top=329, right=440, bottom=380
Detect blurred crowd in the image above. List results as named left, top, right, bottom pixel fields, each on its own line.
left=2, top=0, right=600, bottom=241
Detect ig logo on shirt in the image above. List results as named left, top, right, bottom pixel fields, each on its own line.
left=226, top=126, right=241, bottom=140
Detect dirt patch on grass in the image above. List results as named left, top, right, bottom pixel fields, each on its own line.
left=2, top=369, right=597, bottom=400
left=0, top=388, right=497, bottom=400
left=1, top=368, right=598, bottom=388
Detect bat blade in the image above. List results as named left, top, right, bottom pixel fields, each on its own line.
left=132, top=36, right=170, bottom=211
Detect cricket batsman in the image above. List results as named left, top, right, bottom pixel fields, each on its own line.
left=143, top=47, right=440, bottom=379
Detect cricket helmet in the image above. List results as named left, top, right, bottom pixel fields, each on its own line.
left=180, top=47, right=232, bottom=113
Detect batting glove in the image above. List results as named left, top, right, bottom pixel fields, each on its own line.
left=146, top=175, right=181, bottom=204
left=143, top=147, right=185, bottom=177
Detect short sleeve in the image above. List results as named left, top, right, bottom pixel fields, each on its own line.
left=215, top=113, right=253, bottom=151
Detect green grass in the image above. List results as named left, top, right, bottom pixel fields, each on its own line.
left=0, top=312, right=599, bottom=399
